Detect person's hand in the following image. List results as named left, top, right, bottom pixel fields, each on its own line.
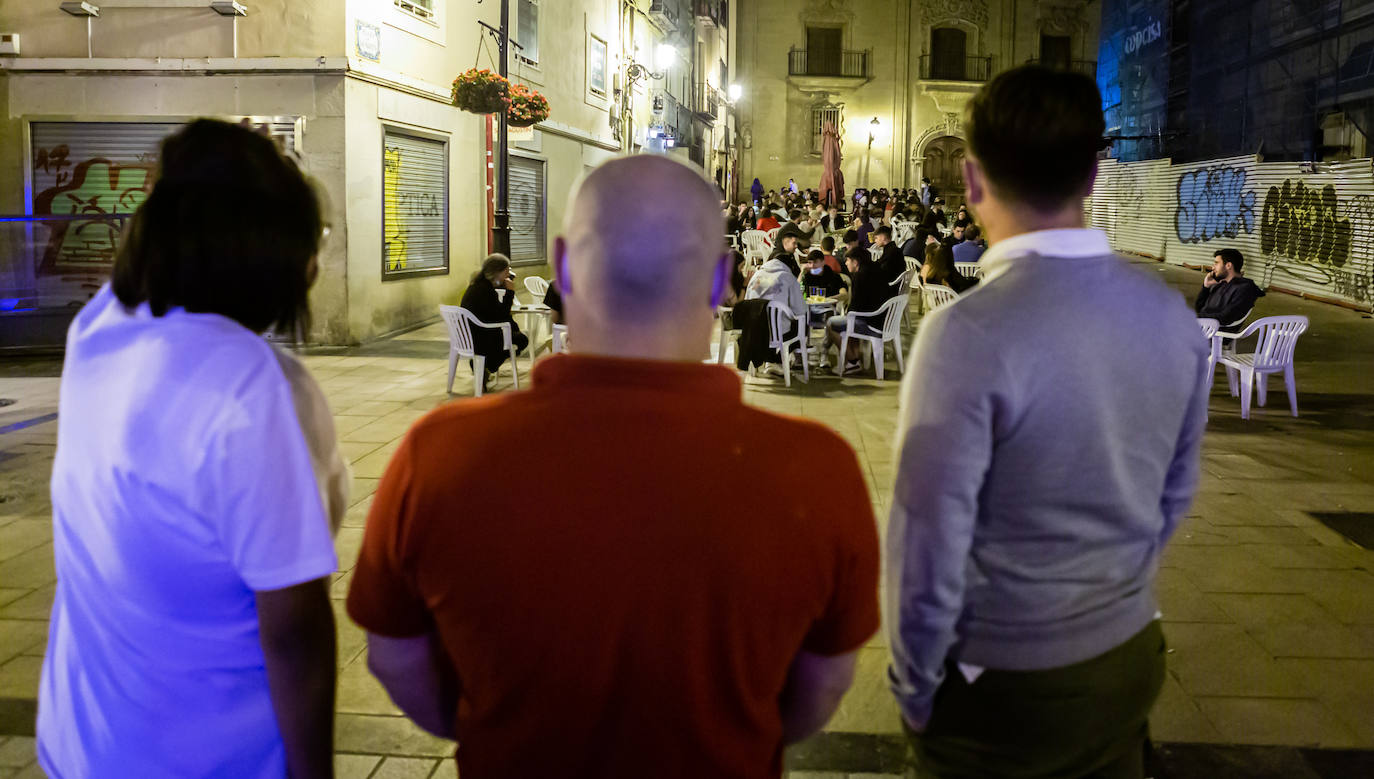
left=1202, top=272, right=1218, bottom=289
left=503, top=277, right=516, bottom=291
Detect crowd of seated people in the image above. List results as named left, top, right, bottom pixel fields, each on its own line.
left=710, top=181, right=992, bottom=375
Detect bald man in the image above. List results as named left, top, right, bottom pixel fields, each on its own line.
left=348, top=155, right=879, bottom=779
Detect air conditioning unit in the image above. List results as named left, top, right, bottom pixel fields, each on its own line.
left=0, top=34, right=19, bottom=56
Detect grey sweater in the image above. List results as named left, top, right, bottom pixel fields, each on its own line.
left=885, top=232, right=1209, bottom=725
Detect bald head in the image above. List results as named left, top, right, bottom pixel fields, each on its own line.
left=557, top=155, right=725, bottom=326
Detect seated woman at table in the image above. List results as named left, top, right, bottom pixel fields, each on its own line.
left=460, top=253, right=529, bottom=391
left=922, top=242, right=978, bottom=293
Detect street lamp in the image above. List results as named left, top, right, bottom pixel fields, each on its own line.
left=655, top=43, right=677, bottom=73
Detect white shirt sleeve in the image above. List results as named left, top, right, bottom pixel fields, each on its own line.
left=210, top=353, right=339, bottom=592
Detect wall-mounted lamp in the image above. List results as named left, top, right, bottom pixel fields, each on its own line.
left=59, top=2, right=99, bottom=16
left=210, top=0, right=248, bottom=16
left=868, top=116, right=880, bottom=147
left=727, top=83, right=743, bottom=103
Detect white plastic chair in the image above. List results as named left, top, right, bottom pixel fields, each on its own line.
left=439, top=304, right=520, bottom=397
left=766, top=226, right=781, bottom=244
left=551, top=323, right=569, bottom=354
left=954, top=261, right=982, bottom=279
left=523, top=275, right=550, bottom=301
left=714, top=306, right=740, bottom=365
left=767, top=302, right=809, bottom=387
left=1197, top=317, right=1220, bottom=396
left=741, top=230, right=771, bottom=267
left=888, top=270, right=912, bottom=330
left=923, top=284, right=958, bottom=310
left=838, top=294, right=908, bottom=380
left=1218, top=315, right=1308, bottom=419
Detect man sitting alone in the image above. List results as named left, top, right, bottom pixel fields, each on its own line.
left=1195, top=248, right=1265, bottom=332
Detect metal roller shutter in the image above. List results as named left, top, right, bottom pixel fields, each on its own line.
left=509, top=155, right=546, bottom=264
left=30, top=121, right=299, bottom=214
left=1090, top=153, right=1374, bottom=311
left=383, top=129, right=449, bottom=279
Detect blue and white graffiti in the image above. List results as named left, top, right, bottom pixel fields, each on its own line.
left=1174, top=165, right=1256, bottom=243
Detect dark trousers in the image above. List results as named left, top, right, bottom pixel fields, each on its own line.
left=906, top=621, right=1166, bottom=779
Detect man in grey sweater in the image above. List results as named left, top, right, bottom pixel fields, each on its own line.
left=886, top=65, right=1210, bottom=778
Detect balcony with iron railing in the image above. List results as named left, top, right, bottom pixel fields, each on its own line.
left=693, top=0, right=724, bottom=27
left=918, top=54, right=992, bottom=82
left=787, top=47, right=872, bottom=79
left=1026, top=58, right=1098, bottom=77
left=692, top=82, right=720, bottom=121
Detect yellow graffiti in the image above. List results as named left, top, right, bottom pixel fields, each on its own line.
left=384, top=145, right=407, bottom=270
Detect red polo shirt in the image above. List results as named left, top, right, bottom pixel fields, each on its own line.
left=347, top=354, right=878, bottom=779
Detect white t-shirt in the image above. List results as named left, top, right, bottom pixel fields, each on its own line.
left=38, top=286, right=338, bottom=779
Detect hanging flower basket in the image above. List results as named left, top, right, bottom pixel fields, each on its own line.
left=451, top=68, right=511, bottom=115
left=507, top=84, right=550, bottom=128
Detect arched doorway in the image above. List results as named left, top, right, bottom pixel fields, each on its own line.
left=922, top=136, right=965, bottom=208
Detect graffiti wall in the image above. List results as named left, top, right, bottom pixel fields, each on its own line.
left=1088, top=155, right=1374, bottom=310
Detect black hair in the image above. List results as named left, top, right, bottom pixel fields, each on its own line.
left=842, top=229, right=859, bottom=244
left=844, top=246, right=868, bottom=264
left=875, top=226, right=893, bottom=239
left=1215, top=248, right=1244, bottom=273
left=789, top=209, right=802, bottom=221
left=921, top=177, right=931, bottom=184
left=807, top=249, right=824, bottom=262
left=111, top=119, right=323, bottom=336
left=821, top=235, right=835, bottom=251
left=966, top=64, right=1106, bottom=211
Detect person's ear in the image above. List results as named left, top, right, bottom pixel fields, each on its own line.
left=554, top=236, right=571, bottom=297
left=963, top=158, right=985, bottom=206
left=709, top=253, right=730, bottom=309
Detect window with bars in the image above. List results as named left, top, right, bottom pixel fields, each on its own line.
left=811, top=105, right=843, bottom=154
left=394, top=0, right=435, bottom=22
left=517, top=0, right=539, bottom=66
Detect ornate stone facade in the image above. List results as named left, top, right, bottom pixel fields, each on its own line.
left=921, top=0, right=989, bottom=29
left=1039, top=1, right=1088, bottom=35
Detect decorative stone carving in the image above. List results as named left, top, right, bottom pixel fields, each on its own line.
left=922, top=0, right=988, bottom=29
left=1039, top=1, right=1087, bottom=35
left=803, top=0, right=854, bottom=26
left=912, top=113, right=965, bottom=160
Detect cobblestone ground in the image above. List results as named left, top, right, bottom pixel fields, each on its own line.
left=1, top=262, right=1372, bottom=777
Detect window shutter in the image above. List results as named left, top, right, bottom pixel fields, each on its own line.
left=508, top=155, right=546, bottom=264
left=383, top=129, right=449, bottom=279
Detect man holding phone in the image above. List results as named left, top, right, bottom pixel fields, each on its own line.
left=1195, top=248, right=1265, bottom=331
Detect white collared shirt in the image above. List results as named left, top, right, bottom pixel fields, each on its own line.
left=978, top=228, right=1113, bottom=284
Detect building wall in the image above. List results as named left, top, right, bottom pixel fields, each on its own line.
left=1086, top=154, right=1374, bottom=311
left=0, top=0, right=733, bottom=345
left=736, top=0, right=1100, bottom=202
left=0, top=0, right=344, bottom=58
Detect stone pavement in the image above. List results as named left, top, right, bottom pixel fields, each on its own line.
left=1, top=261, right=1372, bottom=777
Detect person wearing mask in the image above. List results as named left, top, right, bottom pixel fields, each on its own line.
left=888, top=65, right=1208, bottom=779
left=802, top=249, right=848, bottom=301
left=952, top=224, right=986, bottom=264
left=919, top=177, right=934, bottom=207
left=38, top=120, right=339, bottom=779
left=825, top=246, right=890, bottom=374
left=1194, top=248, right=1265, bottom=331
left=349, top=156, right=878, bottom=778
left=460, top=254, right=530, bottom=392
